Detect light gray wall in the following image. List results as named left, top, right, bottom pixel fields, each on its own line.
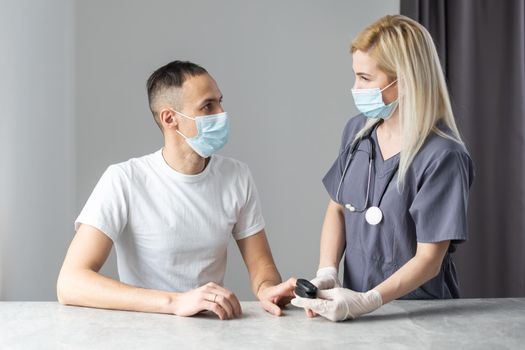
left=1, top=0, right=398, bottom=301
left=75, top=0, right=399, bottom=300
left=0, top=0, right=75, bottom=300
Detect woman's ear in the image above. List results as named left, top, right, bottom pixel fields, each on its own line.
left=159, top=108, right=177, bottom=130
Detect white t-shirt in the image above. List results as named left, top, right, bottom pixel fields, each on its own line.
left=75, top=149, right=265, bottom=292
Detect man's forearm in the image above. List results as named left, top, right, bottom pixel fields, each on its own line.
left=252, top=263, right=282, bottom=296
left=57, top=268, right=176, bottom=314
left=235, top=230, right=283, bottom=297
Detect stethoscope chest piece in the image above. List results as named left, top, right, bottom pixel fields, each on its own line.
left=336, top=121, right=397, bottom=226
left=365, top=206, right=383, bottom=225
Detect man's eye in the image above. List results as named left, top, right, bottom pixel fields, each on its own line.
left=202, top=104, right=210, bottom=111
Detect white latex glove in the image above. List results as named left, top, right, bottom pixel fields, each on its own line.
left=309, top=266, right=341, bottom=290
left=291, top=288, right=383, bottom=322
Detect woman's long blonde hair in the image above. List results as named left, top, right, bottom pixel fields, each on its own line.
left=351, top=15, right=463, bottom=188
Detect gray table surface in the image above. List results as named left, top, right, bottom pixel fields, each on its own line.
left=1, top=299, right=524, bottom=349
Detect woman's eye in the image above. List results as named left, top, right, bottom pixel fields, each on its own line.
left=360, top=76, right=369, bottom=81
left=202, top=104, right=210, bottom=111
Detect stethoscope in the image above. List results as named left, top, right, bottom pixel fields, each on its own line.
left=335, top=122, right=398, bottom=225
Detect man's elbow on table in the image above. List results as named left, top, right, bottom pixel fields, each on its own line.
left=56, top=266, right=95, bottom=306
left=56, top=282, right=68, bottom=305
left=56, top=269, right=76, bottom=305
left=56, top=225, right=114, bottom=306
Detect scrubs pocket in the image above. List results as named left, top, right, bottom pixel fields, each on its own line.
left=359, top=222, right=395, bottom=264
left=344, top=247, right=397, bottom=292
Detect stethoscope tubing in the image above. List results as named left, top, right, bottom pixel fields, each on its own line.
left=335, top=122, right=398, bottom=223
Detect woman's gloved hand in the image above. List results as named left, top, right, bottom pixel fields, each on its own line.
left=291, top=287, right=383, bottom=322
left=309, top=266, right=341, bottom=290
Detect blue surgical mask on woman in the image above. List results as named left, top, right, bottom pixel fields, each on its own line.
left=351, top=79, right=398, bottom=119
left=173, top=110, right=230, bottom=158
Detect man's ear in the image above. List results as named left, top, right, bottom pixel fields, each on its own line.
left=158, top=108, right=177, bottom=130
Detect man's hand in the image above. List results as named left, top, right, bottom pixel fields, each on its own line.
left=257, top=278, right=297, bottom=316
left=291, top=287, right=382, bottom=322
left=171, top=282, right=242, bottom=320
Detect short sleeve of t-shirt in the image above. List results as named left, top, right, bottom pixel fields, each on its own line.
left=409, top=150, right=474, bottom=243
left=231, top=164, right=266, bottom=240
left=75, top=165, right=129, bottom=241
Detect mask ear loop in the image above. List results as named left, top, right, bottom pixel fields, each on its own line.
left=380, top=79, right=399, bottom=120
left=175, top=129, right=188, bottom=139
left=171, top=109, right=196, bottom=120
left=380, top=79, right=398, bottom=92
left=169, top=109, right=195, bottom=139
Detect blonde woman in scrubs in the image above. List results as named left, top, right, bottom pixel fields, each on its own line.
left=292, top=15, right=474, bottom=321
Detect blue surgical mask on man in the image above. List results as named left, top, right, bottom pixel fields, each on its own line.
left=173, top=110, right=230, bottom=158
left=351, top=79, right=398, bottom=119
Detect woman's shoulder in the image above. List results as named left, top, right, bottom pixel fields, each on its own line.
left=412, top=124, right=474, bottom=178
left=420, top=124, right=470, bottom=159
left=340, top=114, right=368, bottom=146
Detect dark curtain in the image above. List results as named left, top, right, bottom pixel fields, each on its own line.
left=400, top=0, right=525, bottom=297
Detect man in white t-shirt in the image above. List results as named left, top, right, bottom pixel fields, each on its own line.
left=57, top=60, right=296, bottom=319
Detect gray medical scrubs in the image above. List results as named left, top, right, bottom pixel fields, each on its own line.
left=323, top=115, right=474, bottom=299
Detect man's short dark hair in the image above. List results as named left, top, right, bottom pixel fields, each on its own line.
left=146, top=60, right=208, bottom=130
